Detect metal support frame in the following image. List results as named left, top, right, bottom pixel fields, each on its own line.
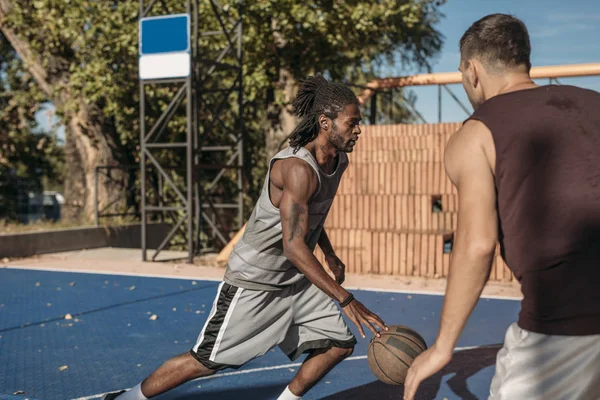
left=193, top=0, right=244, bottom=255
left=94, top=165, right=140, bottom=226
left=139, top=0, right=194, bottom=263
left=369, top=93, right=377, bottom=125
left=436, top=84, right=472, bottom=123
left=374, top=77, right=567, bottom=124
left=367, top=87, right=427, bottom=125
left=139, top=0, right=244, bottom=262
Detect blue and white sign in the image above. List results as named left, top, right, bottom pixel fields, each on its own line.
left=139, top=13, right=191, bottom=80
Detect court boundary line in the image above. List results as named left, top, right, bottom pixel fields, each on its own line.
left=69, top=344, right=502, bottom=400
left=3, top=264, right=522, bottom=300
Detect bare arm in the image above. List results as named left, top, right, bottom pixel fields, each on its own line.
left=279, top=159, right=348, bottom=302
left=404, top=120, right=498, bottom=400
left=318, top=228, right=335, bottom=256
left=318, top=227, right=347, bottom=284
left=280, top=158, right=386, bottom=337
left=435, top=120, right=498, bottom=353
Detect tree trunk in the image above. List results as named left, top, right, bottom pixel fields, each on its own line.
left=265, top=18, right=299, bottom=159
left=265, top=68, right=298, bottom=159
left=0, top=1, right=130, bottom=222
left=62, top=107, right=130, bottom=221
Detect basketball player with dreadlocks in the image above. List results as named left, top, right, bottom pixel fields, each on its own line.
left=103, top=75, right=387, bottom=400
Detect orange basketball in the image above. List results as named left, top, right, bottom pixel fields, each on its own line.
left=367, top=324, right=428, bottom=385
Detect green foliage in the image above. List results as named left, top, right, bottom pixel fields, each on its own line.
left=1, top=0, right=445, bottom=237
left=0, top=33, right=64, bottom=220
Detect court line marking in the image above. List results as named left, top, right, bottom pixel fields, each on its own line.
left=3, top=265, right=522, bottom=300
left=2, top=265, right=224, bottom=283
left=69, top=344, right=502, bottom=400
left=344, top=286, right=521, bottom=301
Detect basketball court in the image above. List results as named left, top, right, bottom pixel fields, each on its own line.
left=0, top=264, right=520, bottom=400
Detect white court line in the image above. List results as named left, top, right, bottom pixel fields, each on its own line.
left=3, top=264, right=224, bottom=283
left=69, top=344, right=502, bottom=400
left=344, top=286, right=521, bottom=300
left=3, top=264, right=522, bottom=300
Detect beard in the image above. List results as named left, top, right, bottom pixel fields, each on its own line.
left=329, top=123, right=356, bottom=153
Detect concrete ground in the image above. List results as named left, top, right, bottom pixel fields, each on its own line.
left=1, top=247, right=522, bottom=299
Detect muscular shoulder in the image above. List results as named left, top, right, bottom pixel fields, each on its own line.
left=445, top=120, right=495, bottom=184
left=271, top=157, right=319, bottom=199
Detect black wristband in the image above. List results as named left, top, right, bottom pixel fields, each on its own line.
left=339, top=293, right=354, bottom=308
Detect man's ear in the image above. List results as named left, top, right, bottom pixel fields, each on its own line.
left=465, top=60, right=479, bottom=88
left=318, top=114, right=330, bottom=131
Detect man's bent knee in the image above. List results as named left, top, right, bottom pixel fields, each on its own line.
left=188, top=357, right=216, bottom=379
left=173, top=352, right=216, bottom=379
left=330, top=345, right=354, bottom=361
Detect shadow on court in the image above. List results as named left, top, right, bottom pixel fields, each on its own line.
left=322, top=345, right=501, bottom=400
left=162, top=384, right=288, bottom=400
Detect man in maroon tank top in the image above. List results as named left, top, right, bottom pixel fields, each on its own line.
left=404, top=14, right=600, bottom=400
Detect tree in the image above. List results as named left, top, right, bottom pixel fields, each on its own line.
left=0, top=0, right=139, bottom=221
left=0, top=0, right=444, bottom=224
left=249, top=1, right=445, bottom=156
left=0, top=32, right=64, bottom=221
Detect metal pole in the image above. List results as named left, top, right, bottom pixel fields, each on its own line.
left=158, top=173, right=163, bottom=222
left=139, top=0, right=147, bottom=261
left=389, top=89, right=394, bottom=122
left=438, top=85, right=442, bottom=123
left=370, top=93, right=377, bottom=125
left=237, top=0, right=244, bottom=230
left=442, top=85, right=471, bottom=116
left=193, top=0, right=201, bottom=255
left=94, top=167, right=99, bottom=226
left=186, top=0, right=194, bottom=264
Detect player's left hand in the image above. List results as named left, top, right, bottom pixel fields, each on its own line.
left=324, top=253, right=346, bottom=284
left=403, top=343, right=453, bottom=400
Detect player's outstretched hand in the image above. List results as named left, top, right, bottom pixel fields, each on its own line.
left=342, top=299, right=388, bottom=338
left=403, top=344, right=452, bottom=400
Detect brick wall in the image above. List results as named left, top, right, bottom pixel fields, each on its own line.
left=315, top=123, right=514, bottom=282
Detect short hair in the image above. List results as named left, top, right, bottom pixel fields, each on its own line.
left=460, top=14, right=531, bottom=71
left=288, top=75, right=359, bottom=150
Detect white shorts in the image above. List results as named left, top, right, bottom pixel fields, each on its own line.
left=190, top=279, right=356, bottom=370
left=489, top=323, right=600, bottom=399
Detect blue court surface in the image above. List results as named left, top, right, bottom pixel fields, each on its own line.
left=0, top=267, right=520, bottom=400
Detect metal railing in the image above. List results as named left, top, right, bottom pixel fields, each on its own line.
left=358, top=63, right=600, bottom=123
left=93, top=165, right=140, bottom=226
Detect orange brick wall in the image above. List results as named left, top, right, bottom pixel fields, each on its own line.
left=316, top=123, right=514, bottom=282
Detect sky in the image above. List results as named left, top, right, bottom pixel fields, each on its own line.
left=35, top=0, right=600, bottom=136
left=398, top=0, right=600, bottom=123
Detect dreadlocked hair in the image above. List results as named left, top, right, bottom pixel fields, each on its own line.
left=288, top=75, right=359, bottom=151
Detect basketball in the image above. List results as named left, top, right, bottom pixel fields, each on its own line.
left=367, top=324, right=428, bottom=385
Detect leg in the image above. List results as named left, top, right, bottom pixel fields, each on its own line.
left=279, top=281, right=358, bottom=398
left=109, top=353, right=215, bottom=400
left=288, top=346, right=354, bottom=396
left=140, top=352, right=215, bottom=398
left=108, top=282, right=290, bottom=400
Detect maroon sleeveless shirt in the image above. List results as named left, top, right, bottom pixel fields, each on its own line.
left=467, top=85, right=600, bottom=335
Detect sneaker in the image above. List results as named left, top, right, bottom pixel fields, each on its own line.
left=102, top=390, right=126, bottom=400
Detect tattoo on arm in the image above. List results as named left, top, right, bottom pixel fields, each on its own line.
left=289, top=202, right=306, bottom=242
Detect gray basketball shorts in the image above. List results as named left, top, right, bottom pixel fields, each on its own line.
left=190, top=279, right=357, bottom=371
left=489, top=322, right=600, bottom=399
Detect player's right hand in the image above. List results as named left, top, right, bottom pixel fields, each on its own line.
left=404, top=343, right=452, bottom=400
left=342, top=299, right=388, bottom=339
